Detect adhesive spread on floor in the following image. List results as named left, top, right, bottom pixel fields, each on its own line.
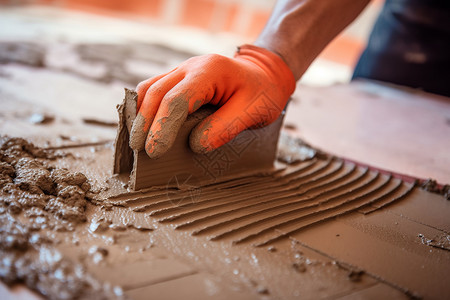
left=104, top=127, right=450, bottom=298
left=0, top=84, right=448, bottom=300
left=106, top=153, right=415, bottom=247
left=1, top=131, right=450, bottom=299
left=0, top=90, right=449, bottom=299
left=110, top=95, right=417, bottom=247
left=104, top=109, right=450, bottom=299
left=1, top=37, right=449, bottom=300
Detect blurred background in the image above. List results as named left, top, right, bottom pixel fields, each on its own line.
left=0, top=0, right=384, bottom=87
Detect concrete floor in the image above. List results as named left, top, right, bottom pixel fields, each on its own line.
left=1, top=5, right=449, bottom=300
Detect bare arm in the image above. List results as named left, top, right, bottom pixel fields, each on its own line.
left=255, top=0, right=370, bottom=80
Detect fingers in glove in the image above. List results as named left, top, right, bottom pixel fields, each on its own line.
left=129, top=72, right=184, bottom=151
left=189, top=91, right=283, bottom=153
left=144, top=80, right=211, bottom=158
left=136, top=73, right=168, bottom=110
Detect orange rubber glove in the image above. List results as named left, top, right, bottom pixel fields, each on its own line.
left=129, top=44, right=296, bottom=158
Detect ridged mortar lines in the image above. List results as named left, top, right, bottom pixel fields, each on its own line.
left=156, top=160, right=346, bottom=222
left=124, top=158, right=324, bottom=213
left=170, top=163, right=357, bottom=231
left=106, top=158, right=413, bottom=247
left=253, top=178, right=416, bottom=247
left=358, top=180, right=415, bottom=215
left=183, top=165, right=359, bottom=235
left=144, top=158, right=335, bottom=217
left=107, top=160, right=297, bottom=203
left=209, top=171, right=384, bottom=243
left=250, top=175, right=394, bottom=246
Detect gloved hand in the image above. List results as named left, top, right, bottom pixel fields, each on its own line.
left=129, top=44, right=296, bottom=158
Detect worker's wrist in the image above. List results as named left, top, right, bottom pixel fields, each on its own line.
left=235, top=44, right=296, bottom=97
left=253, top=38, right=308, bottom=81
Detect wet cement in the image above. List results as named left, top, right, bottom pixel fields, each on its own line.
left=1, top=85, right=449, bottom=299
left=2, top=132, right=450, bottom=299
left=0, top=137, right=122, bottom=299
left=0, top=59, right=449, bottom=298
left=2, top=24, right=449, bottom=300
left=0, top=136, right=263, bottom=300
left=106, top=115, right=450, bottom=299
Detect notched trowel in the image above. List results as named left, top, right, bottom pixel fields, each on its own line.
left=114, top=89, right=285, bottom=190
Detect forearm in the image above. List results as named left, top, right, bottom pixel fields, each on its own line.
left=255, top=0, right=370, bottom=80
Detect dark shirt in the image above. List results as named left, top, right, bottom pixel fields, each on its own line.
left=353, top=0, right=450, bottom=96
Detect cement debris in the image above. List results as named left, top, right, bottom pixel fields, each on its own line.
left=0, top=136, right=123, bottom=299
left=419, top=179, right=450, bottom=200
left=28, top=113, right=55, bottom=125
left=277, top=131, right=319, bottom=163
left=1, top=131, right=450, bottom=299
